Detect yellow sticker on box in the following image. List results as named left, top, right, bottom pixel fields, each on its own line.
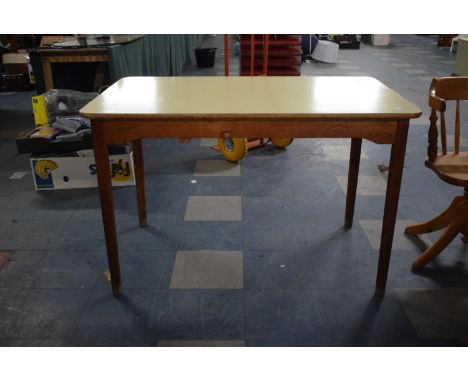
left=31, top=95, right=48, bottom=126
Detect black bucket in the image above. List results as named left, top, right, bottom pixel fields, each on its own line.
left=194, top=48, right=217, bottom=68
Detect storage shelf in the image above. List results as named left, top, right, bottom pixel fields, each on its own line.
left=240, top=34, right=301, bottom=76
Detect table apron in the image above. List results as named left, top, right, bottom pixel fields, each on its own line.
left=41, top=55, right=109, bottom=63
left=92, top=118, right=405, bottom=145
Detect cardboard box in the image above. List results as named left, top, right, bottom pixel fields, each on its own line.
left=31, top=95, right=49, bottom=126
left=371, top=35, right=390, bottom=46
left=2, top=53, right=29, bottom=74
left=454, top=38, right=468, bottom=76
left=30, top=150, right=135, bottom=190
left=16, top=129, right=94, bottom=155
left=40, top=36, right=75, bottom=46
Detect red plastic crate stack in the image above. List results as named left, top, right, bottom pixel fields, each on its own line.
left=240, top=34, right=301, bottom=76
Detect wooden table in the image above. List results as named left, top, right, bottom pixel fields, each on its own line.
left=37, top=47, right=109, bottom=91
left=80, top=76, right=421, bottom=297
left=36, top=35, right=144, bottom=91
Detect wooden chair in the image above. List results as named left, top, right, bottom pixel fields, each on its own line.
left=405, top=77, right=468, bottom=269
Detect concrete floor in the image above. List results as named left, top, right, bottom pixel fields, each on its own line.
left=0, top=35, right=467, bottom=346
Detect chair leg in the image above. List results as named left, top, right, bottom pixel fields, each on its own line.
left=461, top=226, right=468, bottom=243
left=461, top=219, right=468, bottom=243
left=412, top=219, right=463, bottom=269
left=405, top=196, right=465, bottom=235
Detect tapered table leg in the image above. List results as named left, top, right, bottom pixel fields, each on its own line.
left=42, top=61, right=54, bottom=91
left=132, top=139, right=147, bottom=227
left=344, top=138, right=362, bottom=228
left=375, top=121, right=409, bottom=296
left=92, top=123, right=122, bottom=296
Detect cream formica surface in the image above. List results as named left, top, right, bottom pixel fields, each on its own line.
left=80, top=76, right=422, bottom=119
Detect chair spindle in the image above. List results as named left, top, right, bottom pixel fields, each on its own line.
left=440, top=111, right=447, bottom=155
left=428, top=108, right=438, bottom=162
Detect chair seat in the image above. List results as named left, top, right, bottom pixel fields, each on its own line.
left=426, top=152, right=468, bottom=187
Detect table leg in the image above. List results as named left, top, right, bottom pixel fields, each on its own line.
left=344, top=138, right=362, bottom=228
left=375, top=121, right=409, bottom=296
left=132, top=139, right=147, bottom=227
left=93, top=62, right=108, bottom=92
left=42, top=61, right=54, bottom=91
left=92, top=126, right=122, bottom=296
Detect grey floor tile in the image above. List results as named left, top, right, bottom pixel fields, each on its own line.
left=320, top=289, right=415, bottom=345
left=96, top=249, right=176, bottom=289
left=242, top=219, right=308, bottom=251
left=241, top=173, right=294, bottom=197
left=49, top=219, right=106, bottom=250
left=339, top=65, right=360, bottom=70
left=2, top=219, right=69, bottom=250
left=183, top=176, right=242, bottom=196
left=396, top=288, right=468, bottom=338
left=337, top=175, right=387, bottom=196
left=156, top=340, right=245, bottom=346
left=320, top=145, right=369, bottom=161
left=406, top=258, right=468, bottom=289
left=242, top=194, right=299, bottom=222
left=244, top=249, right=369, bottom=290
left=28, top=250, right=106, bottom=289
left=307, top=249, right=379, bottom=289
left=117, top=220, right=243, bottom=251
left=184, top=196, right=242, bottom=221
left=391, top=63, right=413, bottom=68
left=145, top=192, right=194, bottom=221
left=246, top=338, right=335, bottom=346
left=0, top=259, right=38, bottom=288
left=3, top=249, right=46, bottom=262
left=194, top=160, right=240, bottom=176
left=0, top=339, right=70, bottom=346
left=155, top=290, right=245, bottom=340
left=418, top=76, right=435, bottom=81
left=245, top=288, right=331, bottom=341
left=199, top=138, right=217, bottom=147
left=346, top=72, right=370, bottom=76
left=170, top=250, right=243, bottom=289
left=404, top=69, right=428, bottom=74
left=0, top=288, right=92, bottom=340
left=360, top=219, right=432, bottom=250
left=70, top=339, right=152, bottom=346
left=72, top=288, right=155, bottom=342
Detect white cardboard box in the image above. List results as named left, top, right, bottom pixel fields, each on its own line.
left=30, top=150, right=135, bottom=190
left=371, top=34, right=390, bottom=46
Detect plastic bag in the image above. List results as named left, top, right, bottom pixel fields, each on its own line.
left=42, top=89, right=98, bottom=120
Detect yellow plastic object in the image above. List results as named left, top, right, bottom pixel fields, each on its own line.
left=31, top=95, right=48, bottom=126
left=270, top=138, right=293, bottom=148
left=217, top=137, right=248, bottom=162
left=104, top=270, right=111, bottom=282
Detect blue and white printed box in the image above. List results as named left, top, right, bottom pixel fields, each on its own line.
left=30, top=149, right=135, bottom=190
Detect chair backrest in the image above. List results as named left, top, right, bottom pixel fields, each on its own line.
left=427, top=77, right=468, bottom=162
